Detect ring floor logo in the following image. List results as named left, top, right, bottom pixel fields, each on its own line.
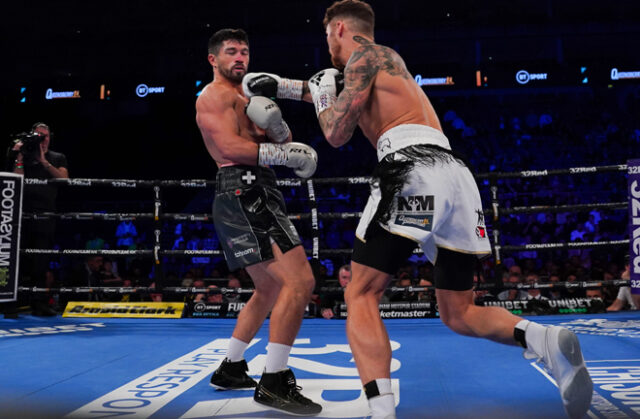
left=535, top=318, right=640, bottom=418
left=0, top=323, right=106, bottom=338
left=558, top=318, right=640, bottom=339
left=67, top=338, right=401, bottom=418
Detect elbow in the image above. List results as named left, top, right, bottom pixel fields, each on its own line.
left=324, top=126, right=351, bottom=148
left=326, top=133, right=350, bottom=148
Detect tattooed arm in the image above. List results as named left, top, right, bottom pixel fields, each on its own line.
left=318, top=42, right=379, bottom=148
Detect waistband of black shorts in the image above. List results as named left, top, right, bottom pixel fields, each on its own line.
left=216, top=165, right=277, bottom=192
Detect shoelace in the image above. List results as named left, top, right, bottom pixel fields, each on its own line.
left=289, top=385, right=313, bottom=403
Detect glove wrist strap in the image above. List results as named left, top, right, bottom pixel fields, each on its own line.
left=258, top=143, right=287, bottom=167
left=277, top=79, right=304, bottom=100
left=313, top=92, right=336, bottom=116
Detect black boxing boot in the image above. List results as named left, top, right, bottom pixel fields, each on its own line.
left=254, top=368, right=322, bottom=416
left=209, top=358, right=257, bottom=390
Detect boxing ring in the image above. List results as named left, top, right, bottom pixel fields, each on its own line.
left=2, top=162, right=639, bottom=418
left=1, top=313, right=639, bottom=418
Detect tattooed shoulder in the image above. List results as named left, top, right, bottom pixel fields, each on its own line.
left=376, top=45, right=411, bottom=79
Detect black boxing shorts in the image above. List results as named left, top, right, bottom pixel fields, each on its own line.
left=213, top=165, right=302, bottom=271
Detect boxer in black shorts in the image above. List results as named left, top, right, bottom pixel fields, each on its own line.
left=195, top=28, right=321, bottom=416
left=214, top=165, right=300, bottom=271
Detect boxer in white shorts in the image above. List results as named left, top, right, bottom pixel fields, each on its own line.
left=355, top=124, right=491, bottom=266
left=242, top=2, right=592, bottom=418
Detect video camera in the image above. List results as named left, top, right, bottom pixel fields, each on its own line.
left=12, top=131, right=45, bottom=162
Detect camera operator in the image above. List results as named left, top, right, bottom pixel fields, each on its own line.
left=10, top=122, right=68, bottom=180
left=6, top=122, right=68, bottom=316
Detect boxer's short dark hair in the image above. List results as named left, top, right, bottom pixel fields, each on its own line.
left=208, top=28, right=249, bottom=55
left=323, top=0, right=374, bottom=36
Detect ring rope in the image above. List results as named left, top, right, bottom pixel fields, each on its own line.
left=500, top=239, right=628, bottom=252
left=23, top=163, right=626, bottom=189
left=22, top=200, right=625, bottom=222
left=500, top=202, right=626, bottom=215
left=17, top=278, right=630, bottom=295
left=18, top=163, right=629, bottom=284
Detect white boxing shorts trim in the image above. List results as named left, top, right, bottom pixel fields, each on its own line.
left=376, top=124, right=451, bottom=161
left=357, top=124, right=491, bottom=263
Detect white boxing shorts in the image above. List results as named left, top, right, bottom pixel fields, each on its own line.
left=355, top=124, right=491, bottom=264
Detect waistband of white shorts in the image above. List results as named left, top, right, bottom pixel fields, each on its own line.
left=376, top=124, right=451, bottom=161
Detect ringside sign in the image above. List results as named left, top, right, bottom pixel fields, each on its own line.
left=63, top=302, right=184, bottom=318
left=629, top=159, right=640, bottom=295
left=0, top=172, right=23, bottom=303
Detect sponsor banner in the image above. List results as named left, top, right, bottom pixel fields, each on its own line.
left=611, top=67, right=640, bottom=81
left=482, top=297, right=605, bottom=315
left=337, top=302, right=437, bottom=319
left=63, top=302, right=184, bottom=318
left=629, top=159, right=640, bottom=295
left=185, top=301, right=315, bottom=319
left=414, top=74, right=455, bottom=87
left=0, top=172, right=23, bottom=303
left=186, top=301, right=239, bottom=319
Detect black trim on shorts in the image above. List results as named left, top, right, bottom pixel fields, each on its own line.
left=352, top=223, right=417, bottom=275
left=433, top=247, right=476, bottom=291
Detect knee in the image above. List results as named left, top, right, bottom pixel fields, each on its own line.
left=439, top=305, right=472, bottom=335
left=284, top=273, right=315, bottom=299
left=344, top=283, right=379, bottom=306
left=253, top=285, right=280, bottom=304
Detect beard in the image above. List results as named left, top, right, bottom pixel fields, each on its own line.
left=329, top=42, right=345, bottom=70
left=331, top=55, right=345, bottom=71
left=219, top=65, right=246, bottom=83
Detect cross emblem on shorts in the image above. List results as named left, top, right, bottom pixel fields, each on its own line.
left=242, top=171, right=256, bottom=185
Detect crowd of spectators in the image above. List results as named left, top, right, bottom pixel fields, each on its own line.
left=21, top=86, right=640, bottom=315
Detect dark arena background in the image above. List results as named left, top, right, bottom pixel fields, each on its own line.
left=1, top=1, right=640, bottom=418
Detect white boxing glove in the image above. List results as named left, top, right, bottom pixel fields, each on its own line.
left=245, top=96, right=290, bottom=143
left=258, top=142, right=318, bottom=178
left=308, top=68, right=342, bottom=116
left=242, top=72, right=304, bottom=100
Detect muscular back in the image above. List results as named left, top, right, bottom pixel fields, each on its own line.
left=319, top=36, right=442, bottom=149
left=355, top=42, right=443, bottom=144
left=195, top=82, right=266, bottom=167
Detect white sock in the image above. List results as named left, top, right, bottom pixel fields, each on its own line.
left=368, top=378, right=395, bottom=419
left=515, top=319, right=547, bottom=357
left=265, top=342, right=291, bottom=373
left=226, top=337, right=249, bottom=362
